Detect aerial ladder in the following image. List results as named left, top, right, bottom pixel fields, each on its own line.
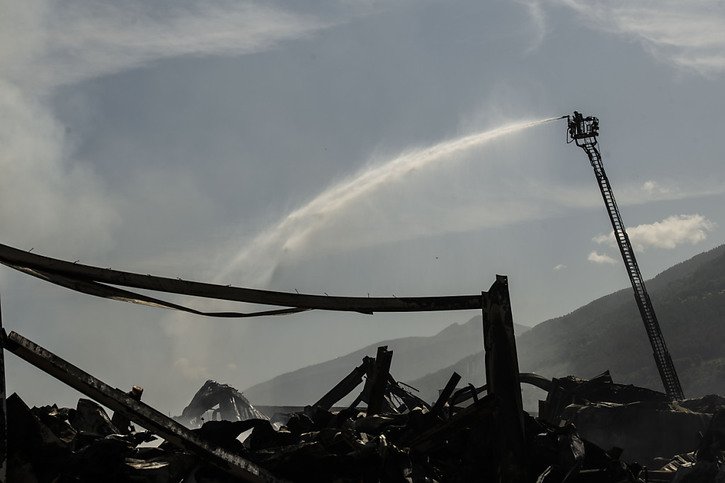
left=567, top=112, right=684, bottom=400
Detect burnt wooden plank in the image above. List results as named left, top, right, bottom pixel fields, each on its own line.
left=431, top=372, right=461, bottom=415
left=366, top=346, right=393, bottom=415
left=314, top=358, right=372, bottom=410
left=405, top=394, right=496, bottom=453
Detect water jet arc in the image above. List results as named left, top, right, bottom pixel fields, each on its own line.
left=221, top=116, right=563, bottom=284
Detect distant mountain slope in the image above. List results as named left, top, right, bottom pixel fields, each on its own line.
left=410, top=243, right=725, bottom=401
left=243, top=316, right=529, bottom=405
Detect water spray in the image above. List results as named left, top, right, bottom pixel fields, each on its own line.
left=218, top=116, right=564, bottom=285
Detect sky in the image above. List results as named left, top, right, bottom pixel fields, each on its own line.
left=1, top=0, right=725, bottom=413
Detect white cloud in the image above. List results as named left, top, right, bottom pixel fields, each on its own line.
left=552, top=1, right=725, bottom=76
left=593, top=214, right=716, bottom=251
left=0, top=0, right=330, bottom=90
left=588, top=251, right=617, bottom=265
left=553, top=264, right=567, bottom=271
left=642, top=180, right=672, bottom=196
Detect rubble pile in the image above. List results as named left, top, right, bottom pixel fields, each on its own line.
left=2, top=381, right=635, bottom=482
left=541, top=371, right=725, bottom=468
left=6, top=393, right=196, bottom=482
left=7, top=344, right=725, bottom=482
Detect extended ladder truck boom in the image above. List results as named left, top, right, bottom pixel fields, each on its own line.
left=567, top=112, right=684, bottom=400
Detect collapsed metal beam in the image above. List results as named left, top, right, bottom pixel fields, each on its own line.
left=450, top=373, right=554, bottom=407
left=0, top=243, right=482, bottom=315
left=0, top=330, right=285, bottom=483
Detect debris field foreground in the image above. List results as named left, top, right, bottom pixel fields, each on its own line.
left=0, top=244, right=723, bottom=481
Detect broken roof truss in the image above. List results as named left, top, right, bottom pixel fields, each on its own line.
left=0, top=243, right=481, bottom=317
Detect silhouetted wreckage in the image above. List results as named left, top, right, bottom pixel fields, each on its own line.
left=175, top=380, right=269, bottom=428
left=0, top=244, right=724, bottom=481
left=4, top=332, right=725, bottom=483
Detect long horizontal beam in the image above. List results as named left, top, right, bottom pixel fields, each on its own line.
left=0, top=329, right=285, bottom=483
left=0, top=243, right=482, bottom=314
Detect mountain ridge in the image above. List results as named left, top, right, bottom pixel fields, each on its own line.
left=409, top=243, right=725, bottom=401
left=243, top=315, right=529, bottom=405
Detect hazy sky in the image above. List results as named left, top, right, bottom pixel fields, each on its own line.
left=2, top=0, right=725, bottom=413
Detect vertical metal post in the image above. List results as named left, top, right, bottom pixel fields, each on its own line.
left=483, top=276, right=526, bottom=482
left=367, top=346, right=393, bottom=415
left=0, top=294, right=6, bottom=483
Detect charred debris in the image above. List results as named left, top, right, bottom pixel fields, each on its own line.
left=3, top=332, right=725, bottom=483
left=0, top=245, right=723, bottom=481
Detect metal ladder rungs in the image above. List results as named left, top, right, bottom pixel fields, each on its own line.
left=574, top=134, right=684, bottom=400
